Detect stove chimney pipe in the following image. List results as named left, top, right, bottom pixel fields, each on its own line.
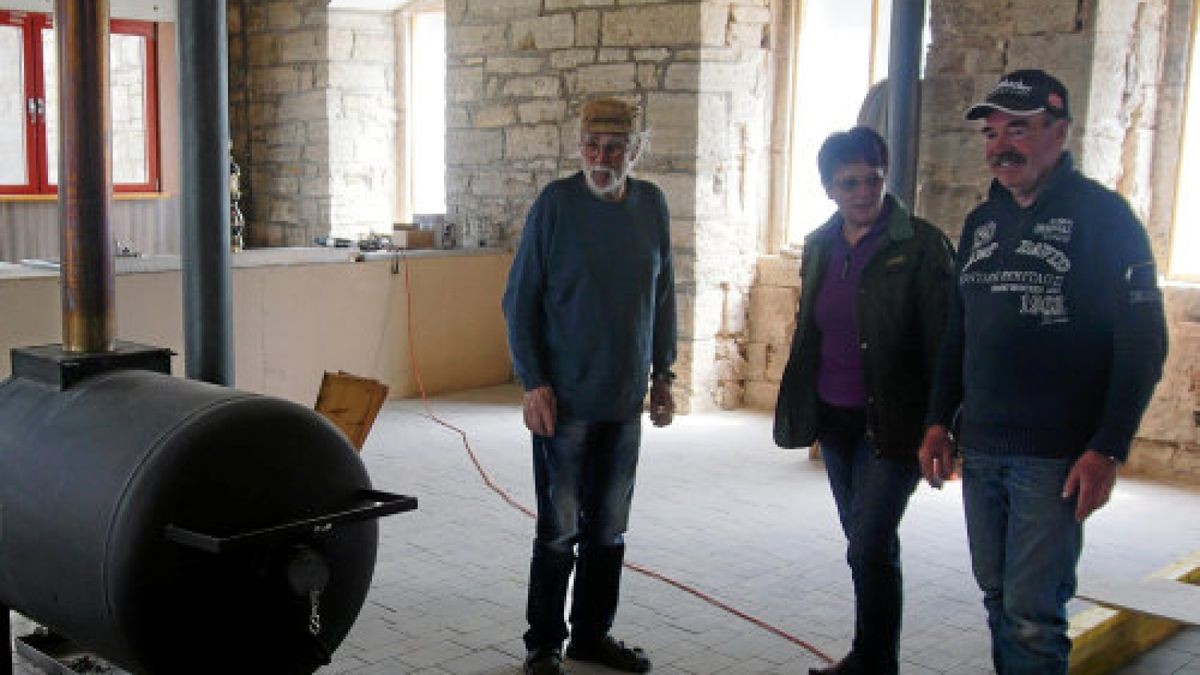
left=56, top=0, right=115, bottom=354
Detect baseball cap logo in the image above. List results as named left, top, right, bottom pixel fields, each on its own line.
left=994, top=79, right=1033, bottom=97
left=1047, top=92, right=1064, bottom=110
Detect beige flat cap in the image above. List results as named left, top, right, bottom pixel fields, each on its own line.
left=580, top=97, right=639, bottom=134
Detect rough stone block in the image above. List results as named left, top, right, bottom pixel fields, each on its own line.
left=447, top=66, right=485, bottom=102
left=473, top=104, right=517, bottom=128
left=597, top=48, right=629, bottom=63
left=465, top=0, right=542, bottom=21
left=638, top=63, right=658, bottom=89
left=352, top=33, right=395, bottom=62
left=248, top=36, right=279, bottom=68
left=486, top=56, right=546, bottom=74
left=506, top=124, right=561, bottom=160
left=1013, top=0, right=1078, bottom=34
left=448, top=23, right=508, bottom=56
left=551, top=48, right=597, bottom=69
left=602, top=5, right=723, bottom=47
left=502, top=76, right=562, bottom=98
left=746, top=342, right=767, bottom=381
left=756, top=255, right=801, bottom=288
left=511, top=14, right=576, bottom=51
left=765, top=342, right=788, bottom=381
left=446, top=130, right=503, bottom=164
left=329, top=62, right=390, bottom=90
left=748, top=286, right=798, bottom=345
left=744, top=381, right=779, bottom=411
left=279, top=29, right=326, bottom=64
left=575, top=63, right=638, bottom=93
left=576, top=10, right=600, bottom=47
left=718, top=286, right=746, bottom=336
left=546, top=0, right=614, bottom=9
left=518, top=100, right=567, bottom=123
left=267, top=2, right=304, bottom=31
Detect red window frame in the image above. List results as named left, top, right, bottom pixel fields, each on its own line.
left=0, top=10, right=160, bottom=195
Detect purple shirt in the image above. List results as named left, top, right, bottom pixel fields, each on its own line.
left=813, top=217, right=887, bottom=408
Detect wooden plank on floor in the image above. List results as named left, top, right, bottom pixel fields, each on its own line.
left=1075, top=576, right=1200, bottom=626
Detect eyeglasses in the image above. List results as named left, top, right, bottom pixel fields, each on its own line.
left=832, top=173, right=885, bottom=193
left=581, top=141, right=629, bottom=158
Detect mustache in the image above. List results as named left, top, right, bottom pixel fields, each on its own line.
left=990, top=151, right=1026, bottom=167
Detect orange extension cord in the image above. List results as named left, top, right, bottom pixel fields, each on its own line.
left=396, top=250, right=834, bottom=666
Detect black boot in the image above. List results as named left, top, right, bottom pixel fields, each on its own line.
left=524, top=541, right=576, bottom=653
left=569, top=542, right=624, bottom=640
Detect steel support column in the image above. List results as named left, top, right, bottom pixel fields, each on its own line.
left=178, top=0, right=235, bottom=385
left=885, top=0, right=926, bottom=206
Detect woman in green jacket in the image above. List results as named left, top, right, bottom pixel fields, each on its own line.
left=774, top=126, right=954, bottom=675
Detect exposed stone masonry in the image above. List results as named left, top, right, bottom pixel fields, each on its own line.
left=445, top=0, right=775, bottom=412
left=229, top=1, right=395, bottom=246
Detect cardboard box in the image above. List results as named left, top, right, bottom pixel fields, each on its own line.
left=315, top=371, right=389, bottom=451
left=392, top=225, right=436, bottom=249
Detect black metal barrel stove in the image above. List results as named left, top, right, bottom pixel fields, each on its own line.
left=0, top=2, right=414, bottom=673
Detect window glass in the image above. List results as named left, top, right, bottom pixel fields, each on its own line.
left=1171, top=20, right=1200, bottom=278
left=0, top=24, right=26, bottom=185
left=41, top=28, right=151, bottom=187
left=409, top=11, right=445, bottom=215
left=41, top=27, right=57, bottom=186
left=110, top=32, right=148, bottom=184
left=783, top=0, right=930, bottom=245
left=786, top=0, right=878, bottom=242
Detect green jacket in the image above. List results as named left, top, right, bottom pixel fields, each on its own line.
left=773, top=195, right=955, bottom=458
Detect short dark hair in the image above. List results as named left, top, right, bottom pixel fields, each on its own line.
left=817, top=126, right=889, bottom=186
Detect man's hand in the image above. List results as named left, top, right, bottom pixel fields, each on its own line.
left=522, top=385, right=557, bottom=437
left=1062, top=449, right=1118, bottom=522
left=649, top=378, right=674, bottom=427
left=918, top=425, right=955, bottom=489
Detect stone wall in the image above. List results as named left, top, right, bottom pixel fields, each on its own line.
left=228, top=1, right=396, bottom=246
left=444, top=0, right=775, bottom=411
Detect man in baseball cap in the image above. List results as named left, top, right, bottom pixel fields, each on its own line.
left=920, top=69, right=1166, bottom=674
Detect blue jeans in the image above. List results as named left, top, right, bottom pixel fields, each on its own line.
left=962, top=451, right=1083, bottom=675
left=524, top=417, right=642, bottom=652
left=819, top=405, right=920, bottom=675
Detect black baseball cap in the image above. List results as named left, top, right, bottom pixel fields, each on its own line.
left=965, top=69, right=1071, bottom=121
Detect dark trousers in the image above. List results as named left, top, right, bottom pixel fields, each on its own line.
left=818, top=403, right=920, bottom=675
left=524, top=418, right=641, bottom=652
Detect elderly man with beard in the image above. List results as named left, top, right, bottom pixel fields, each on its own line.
left=502, top=97, right=676, bottom=675
left=919, top=70, right=1167, bottom=674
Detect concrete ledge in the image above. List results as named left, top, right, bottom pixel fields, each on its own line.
left=1068, top=548, right=1200, bottom=674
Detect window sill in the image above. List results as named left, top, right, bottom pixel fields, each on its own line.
left=0, top=192, right=170, bottom=203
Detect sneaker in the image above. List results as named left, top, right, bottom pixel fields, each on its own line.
left=524, top=648, right=568, bottom=675
left=566, top=635, right=651, bottom=673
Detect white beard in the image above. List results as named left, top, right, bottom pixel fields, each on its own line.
left=582, top=162, right=630, bottom=198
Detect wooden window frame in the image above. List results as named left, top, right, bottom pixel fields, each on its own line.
left=0, top=10, right=160, bottom=195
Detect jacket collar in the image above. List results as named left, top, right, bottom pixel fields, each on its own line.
left=806, top=193, right=914, bottom=247
left=986, top=150, right=1076, bottom=213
